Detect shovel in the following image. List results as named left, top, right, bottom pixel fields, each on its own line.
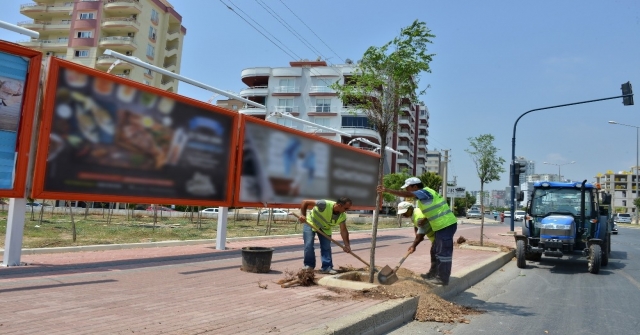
left=378, top=250, right=412, bottom=285
left=289, top=213, right=373, bottom=270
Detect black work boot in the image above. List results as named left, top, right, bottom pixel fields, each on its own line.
left=424, top=277, right=448, bottom=286
left=419, top=270, right=436, bottom=280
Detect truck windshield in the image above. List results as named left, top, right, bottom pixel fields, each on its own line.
left=530, top=187, right=592, bottom=217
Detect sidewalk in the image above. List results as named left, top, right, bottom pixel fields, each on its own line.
left=0, top=221, right=516, bottom=335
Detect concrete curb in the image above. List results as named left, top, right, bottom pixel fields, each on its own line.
left=301, top=297, right=419, bottom=335
left=303, top=250, right=515, bottom=334
left=431, top=250, right=515, bottom=300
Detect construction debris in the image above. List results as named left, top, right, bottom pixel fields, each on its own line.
left=278, top=268, right=316, bottom=288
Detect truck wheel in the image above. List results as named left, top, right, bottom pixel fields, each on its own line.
left=516, top=240, right=526, bottom=268
left=601, top=239, right=609, bottom=267
left=588, top=244, right=601, bottom=274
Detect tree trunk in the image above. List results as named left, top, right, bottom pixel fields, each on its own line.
left=480, top=183, right=485, bottom=246
left=368, top=135, right=387, bottom=283
left=68, top=201, right=76, bottom=242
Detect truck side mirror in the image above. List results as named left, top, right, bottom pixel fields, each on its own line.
left=602, top=193, right=611, bottom=205
left=517, top=191, right=524, bottom=202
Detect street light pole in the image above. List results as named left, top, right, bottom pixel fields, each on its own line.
left=543, top=161, right=575, bottom=181
left=609, top=121, right=640, bottom=224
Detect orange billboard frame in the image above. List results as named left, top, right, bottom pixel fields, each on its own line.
left=0, top=41, right=42, bottom=198
left=233, top=114, right=380, bottom=210
left=31, top=58, right=239, bottom=206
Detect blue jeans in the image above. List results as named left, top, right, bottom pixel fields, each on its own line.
left=303, top=224, right=333, bottom=270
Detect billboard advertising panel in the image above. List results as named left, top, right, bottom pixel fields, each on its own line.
left=235, top=116, right=379, bottom=208
left=0, top=41, right=41, bottom=198
left=32, top=59, right=238, bottom=205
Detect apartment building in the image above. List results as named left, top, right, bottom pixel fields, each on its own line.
left=220, top=60, right=430, bottom=174
left=17, top=0, right=186, bottom=91
left=595, top=168, right=639, bottom=215
left=425, top=150, right=442, bottom=175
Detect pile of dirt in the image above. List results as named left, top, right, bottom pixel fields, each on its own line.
left=317, top=268, right=483, bottom=323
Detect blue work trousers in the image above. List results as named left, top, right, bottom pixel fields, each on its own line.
left=434, top=223, right=458, bottom=284
left=303, top=224, right=333, bottom=271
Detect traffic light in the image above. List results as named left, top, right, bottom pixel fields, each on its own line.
left=512, top=161, right=528, bottom=184
left=621, top=81, right=634, bottom=106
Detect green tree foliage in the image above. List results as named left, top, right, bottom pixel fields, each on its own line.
left=453, top=192, right=477, bottom=216
left=465, top=134, right=506, bottom=245
left=332, top=20, right=435, bottom=282
left=382, top=170, right=412, bottom=203
left=418, top=171, right=442, bottom=192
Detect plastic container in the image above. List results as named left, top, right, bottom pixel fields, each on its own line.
left=241, top=247, right=274, bottom=273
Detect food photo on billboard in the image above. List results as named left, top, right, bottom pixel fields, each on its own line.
left=236, top=117, right=379, bottom=208
left=0, top=42, right=41, bottom=198
left=32, top=59, right=238, bottom=205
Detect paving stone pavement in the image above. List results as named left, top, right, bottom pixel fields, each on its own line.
left=0, top=222, right=517, bottom=335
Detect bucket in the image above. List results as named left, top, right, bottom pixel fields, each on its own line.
left=241, top=247, right=274, bottom=273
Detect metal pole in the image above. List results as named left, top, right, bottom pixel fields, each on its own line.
left=510, top=94, right=629, bottom=232
left=0, top=20, right=39, bottom=38
left=636, top=127, right=639, bottom=224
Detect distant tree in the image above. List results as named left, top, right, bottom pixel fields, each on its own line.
left=382, top=169, right=412, bottom=203
left=418, top=171, right=442, bottom=191
left=332, top=20, right=435, bottom=283
left=454, top=192, right=477, bottom=216
left=634, top=198, right=640, bottom=223
left=465, top=134, right=506, bottom=245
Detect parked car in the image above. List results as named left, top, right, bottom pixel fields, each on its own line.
left=201, top=208, right=219, bottom=214
left=26, top=202, right=42, bottom=208
left=258, top=209, right=290, bottom=218
left=466, top=209, right=482, bottom=219
left=514, top=210, right=526, bottom=221
left=503, top=211, right=512, bottom=218
left=613, top=213, right=631, bottom=224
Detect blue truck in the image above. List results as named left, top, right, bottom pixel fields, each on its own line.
left=514, top=180, right=612, bottom=274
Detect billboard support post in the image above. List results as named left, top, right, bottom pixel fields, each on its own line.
left=216, top=206, right=228, bottom=250
left=2, top=198, right=27, bottom=266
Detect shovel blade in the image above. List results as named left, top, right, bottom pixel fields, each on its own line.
left=379, top=265, right=394, bottom=277
left=378, top=271, right=398, bottom=285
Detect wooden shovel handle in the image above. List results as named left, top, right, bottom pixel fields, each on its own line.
left=290, top=213, right=371, bottom=268
left=394, top=250, right=412, bottom=272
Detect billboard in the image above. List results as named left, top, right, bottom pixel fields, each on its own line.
left=31, top=59, right=238, bottom=205
left=0, top=41, right=41, bottom=198
left=235, top=116, right=380, bottom=208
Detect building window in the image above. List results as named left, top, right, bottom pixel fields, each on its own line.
left=74, top=50, right=89, bottom=58
left=232, top=105, right=238, bottom=110
left=277, top=98, right=294, bottom=113
left=342, top=116, right=375, bottom=129
left=148, top=27, right=157, bottom=41
left=315, top=98, right=331, bottom=112
left=310, top=117, right=330, bottom=127
left=276, top=118, right=295, bottom=129
left=79, top=12, right=95, bottom=20
left=146, top=44, right=155, bottom=58
left=151, top=9, right=159, bottom=24
left=76, top=31, right=92, bottom=38
left=278, top=79, right=296, bottom=93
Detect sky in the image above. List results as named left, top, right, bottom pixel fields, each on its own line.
left=1, top=0, right=639, bottom=193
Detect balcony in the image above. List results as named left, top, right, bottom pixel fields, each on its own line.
left=161, top=79, right=175, bottom=90
left=104, top=0, right=142, bottom=15
left=239, top=104, right=267, bottom=116
left=164, top=46, right=178, bottom=58
left=99, top=36, right=136, bottom=50
left=96, top=55, right=134, bottom=69
left=309, top=86, right=336, bottom=96
left=17, top=20, right=45, bottom=31
left=19, top=3, right=48, bottom=17
left=101, top=17, right=139, bottom=33
left=241, top=67, right=271, bottom=86
left=339, top=127, right=381, bottom=142
left=398, top=130, right=412, bottom=139
left=272, top=106, right=299, bottom=114
left=166, top=29, right=180, bottom=41
left=239, top=86, right=268, bottom=97
left=399, top=116, right=411, bottom=126
left=19, top=38, right=69, bottom=51
left=397, top=142, right=411, bottom=152
left=163, top=61, right=177, bottom=72
left=397, top=157, right=413, bottom=168
left=272, top=86, right=300, bottom=95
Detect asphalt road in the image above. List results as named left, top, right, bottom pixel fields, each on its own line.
left=388, top=225, right=640, bottom=335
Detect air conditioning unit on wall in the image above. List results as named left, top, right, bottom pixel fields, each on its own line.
left=127, top=32, right=134, bottom=37
left=125, top=51, right=132, bottom=56
left=45, top=51, right=52, bottom=56
left=123, top=69, right=130, bottom=74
